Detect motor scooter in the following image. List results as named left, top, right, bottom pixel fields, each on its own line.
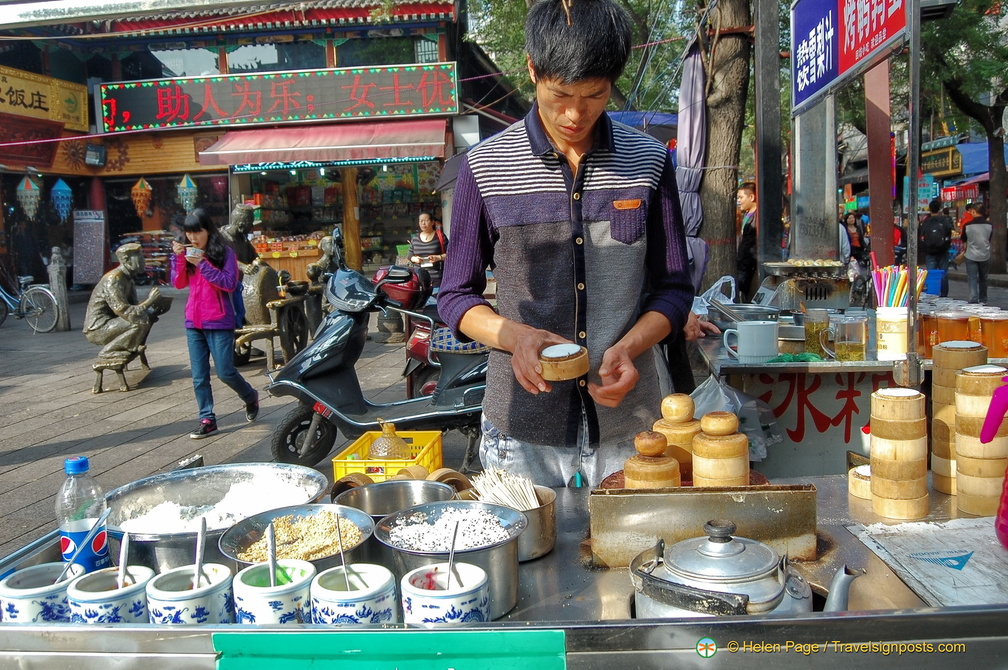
left=403, top=298, right=444, bottom=398
left=267, top=229, right=488, bottom=470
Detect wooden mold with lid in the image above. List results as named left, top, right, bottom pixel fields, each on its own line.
left=623, top=431, right=681, bottom=489
left=651, top=393, right=701, bottom=479
left=691, top=411, right=749, bottom=487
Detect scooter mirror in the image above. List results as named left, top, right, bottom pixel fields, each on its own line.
left=330, top=227, right=347, bottom=270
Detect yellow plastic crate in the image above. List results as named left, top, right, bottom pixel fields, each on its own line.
left=332, top=430, right=443, bottom=483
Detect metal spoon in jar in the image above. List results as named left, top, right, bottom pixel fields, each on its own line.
left=193, top=517, right=207, bottom=589
left=446, top=520, right=462, bottom=590
left=56, top=507, right=112, bottom=583
left=334, top=512, right=353, bottom=592
left=116, top=531, right=130, bottom=589
left=266, top=521, right=278, bottom=588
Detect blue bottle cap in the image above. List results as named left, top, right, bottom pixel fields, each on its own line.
left=64, top=456, right=90, bottom=475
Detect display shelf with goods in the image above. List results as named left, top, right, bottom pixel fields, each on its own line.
left=244, top=162, right=443, bottom=273
left=117, top=230, right=175, bottom=285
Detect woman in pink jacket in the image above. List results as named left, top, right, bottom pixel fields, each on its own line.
left=171, top=209, right=259, bottom=439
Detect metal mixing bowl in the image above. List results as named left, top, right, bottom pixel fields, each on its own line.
left=334, top=480, right=457, bottom=565
left=105, top=463, right=329, bottom=573
left=375, top=500, right=527, bottom=620
left=218, top=504, right=373, bottom=573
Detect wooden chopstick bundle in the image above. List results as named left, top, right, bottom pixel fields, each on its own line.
left=471, top=467, right=540, bottom=511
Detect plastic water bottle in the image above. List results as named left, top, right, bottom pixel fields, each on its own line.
left=56, top=456, right=110, bottom=572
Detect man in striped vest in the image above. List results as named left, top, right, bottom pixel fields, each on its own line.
left=438, top=0, right=694, bottom=487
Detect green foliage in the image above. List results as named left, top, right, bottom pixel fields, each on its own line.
left=922, top=0, right=1008, bottom=100
left=465, top=0, right=693, bottom=112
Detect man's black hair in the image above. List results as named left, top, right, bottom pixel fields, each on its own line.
left=525, top=0, right=633, bottom=84
left=928, top=198, right=942, bottom=214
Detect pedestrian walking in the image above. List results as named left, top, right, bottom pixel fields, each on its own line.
left=171, top=209, right=259, bottom=439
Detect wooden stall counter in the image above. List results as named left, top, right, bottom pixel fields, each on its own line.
left=257, top=247, right=320, bottom=282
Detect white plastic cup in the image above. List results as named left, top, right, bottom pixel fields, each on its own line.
left=147, top=563, right=234, bottom=625
left=0, top=562, right=85, bottom=623
left=311, top=563, right=398, bottom=625
left=233, top=559, right=315, bottom=625
left=66, top=565, right=154, bottom=624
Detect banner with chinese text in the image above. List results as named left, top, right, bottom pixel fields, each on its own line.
left=100, top=62, right=458, bottom=133
left=792, top=0, right=906, bottom=113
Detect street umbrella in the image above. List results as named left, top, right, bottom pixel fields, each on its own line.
left=676, top=38, right=709, bottom=293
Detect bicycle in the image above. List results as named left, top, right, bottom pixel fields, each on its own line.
left=0, top=274, right=60, bottom=333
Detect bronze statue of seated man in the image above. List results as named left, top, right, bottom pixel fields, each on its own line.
left=83, top=242, right=172, bottom=391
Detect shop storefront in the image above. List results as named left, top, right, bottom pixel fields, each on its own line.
left=98, top=62, right=458, bottom=279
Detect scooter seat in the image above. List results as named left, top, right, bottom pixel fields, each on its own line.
left=429, top=326, right=490, bottom=355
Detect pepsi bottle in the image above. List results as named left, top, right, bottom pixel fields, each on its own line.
left=56, top=456, right=110, bottom=572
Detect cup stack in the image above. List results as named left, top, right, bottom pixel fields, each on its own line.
left=870, top=388, right=929, bottom=519
left=651, top=393, right=701, bottom=480
left=954, top=364, right=1008, bottom=516
left=691, top=412, right=749, bottom=487
left=623, top=431, right=681, bottom=489
left=930, top=341, right=988, bottom=495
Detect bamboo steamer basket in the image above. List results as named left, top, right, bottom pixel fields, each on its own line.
left=870, top=388, right=928, bottom=519
left=952, top=364, right=1008, bottom=516
left=933, top=473, right=956, bottom=496
left=932, top=341, right=987, bottom=371
left=847, top=465, right=872, bottom=499
left=652, top=395, right=700, bottom=478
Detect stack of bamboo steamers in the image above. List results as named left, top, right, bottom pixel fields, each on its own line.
left=857, top=339, right=1008, bottom=519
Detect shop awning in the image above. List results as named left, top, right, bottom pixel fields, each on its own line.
left=198, top=119, right=448, bottom=166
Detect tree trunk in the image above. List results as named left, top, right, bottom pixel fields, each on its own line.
left=698, top=0, right=752, bottom=294
left=987, top=131, right=1006, bottom=274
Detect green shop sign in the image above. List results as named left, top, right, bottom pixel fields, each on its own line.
left=99, top=62, right=458, bottom=133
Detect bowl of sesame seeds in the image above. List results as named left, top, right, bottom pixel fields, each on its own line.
left=374, top=500, right=527, bottom=620
left=219, top=504, right=374, bottom=574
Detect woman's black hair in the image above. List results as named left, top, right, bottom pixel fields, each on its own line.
left=183, top=208, right=228, bottom=268
left=525, top=0, right=633, bottom=84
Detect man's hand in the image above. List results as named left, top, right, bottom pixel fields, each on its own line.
left=144, top=286, right=162, bottom=306
left=508, top=325, right=572, bottom=395
left=588, top=345, right=639, bottom=408
left=683, top=311, right=720, bottom=341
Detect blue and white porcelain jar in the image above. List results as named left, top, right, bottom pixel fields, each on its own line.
left=146, top=563, right=234, bottom=625
left=311, top=563, right=398, bottom=625
left=400, top=562, right=489, bottom=625
left=0, top=562, right=84, bottom=623
left=66, top=565, right=155, bottom=624
left=233, top=559, right=315, bottom=625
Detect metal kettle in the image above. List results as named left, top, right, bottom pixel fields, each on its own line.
left=630, top=519, right=859, bottom=618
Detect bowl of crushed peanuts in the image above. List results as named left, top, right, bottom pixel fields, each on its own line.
left=219, top=504, right=374, bottom=573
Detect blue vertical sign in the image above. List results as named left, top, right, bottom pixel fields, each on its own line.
left=792, top=0, right=839, bottom=111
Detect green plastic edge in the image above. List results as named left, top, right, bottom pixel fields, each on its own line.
left=213, top=629, right=567, bottom=669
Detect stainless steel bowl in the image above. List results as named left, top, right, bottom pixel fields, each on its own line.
left=375, top=500, right=527, bottom=620
left=518, top=486, right=557, bottom=562
left=218, top=504, right=373, bottom=573
left=333, top=480, right=456, bottom=522
left=105, top=463, right=329, bottom=573
left=334, top=480, right=456, bottom=565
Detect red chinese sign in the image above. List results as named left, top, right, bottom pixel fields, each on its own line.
left=838, top=0, right=906, bottom=73
left=99, top=63, right=458, bottom=133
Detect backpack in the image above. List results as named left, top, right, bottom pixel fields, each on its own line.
left=921, top=215, right=951, bottom=253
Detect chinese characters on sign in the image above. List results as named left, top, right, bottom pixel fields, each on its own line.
left=0, top=65, right=89, bottom=132
left=99, top=63, right=458, bottom=133
left=791, top=0, right=906, bottom=112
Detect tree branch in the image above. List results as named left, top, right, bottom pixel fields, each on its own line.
left=943, top=77, right=996, bottom=132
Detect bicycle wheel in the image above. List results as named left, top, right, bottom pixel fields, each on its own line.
left=21, top=286, right=59, bottom=333
left=0, top=297, right=8, bottom=327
